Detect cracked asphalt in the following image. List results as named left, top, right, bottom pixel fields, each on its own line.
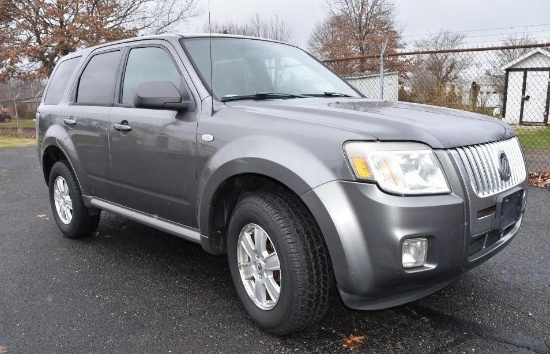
left=0, top=146, right=548, bottom=353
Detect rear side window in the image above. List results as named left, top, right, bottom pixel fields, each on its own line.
left=76, top=50, right=121, bottom=105
left=44, top=57, right=80, bottom=105
left=121, top=47, right=181, bottom=105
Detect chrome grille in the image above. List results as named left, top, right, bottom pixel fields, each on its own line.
left=453, top=138, right=526, bottom=197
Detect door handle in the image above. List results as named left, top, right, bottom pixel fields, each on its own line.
left=63, top=118, right=76, bottom=126
left=113, top=122, right=132, bottom=132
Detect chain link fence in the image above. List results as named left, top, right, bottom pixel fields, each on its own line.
left=0, top=95, right=42, bottom=120
left=0, top=96, right=42, bottom=139
left=327, top=44, right=550, bottom=181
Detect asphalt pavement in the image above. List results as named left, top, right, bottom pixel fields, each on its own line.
left=0, top=146, right=548, bottom=353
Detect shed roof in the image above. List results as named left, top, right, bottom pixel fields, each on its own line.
left=502, top=48, right=550, bottom=70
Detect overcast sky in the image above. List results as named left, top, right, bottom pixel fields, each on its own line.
left=185, top=0, right=550, bottom=49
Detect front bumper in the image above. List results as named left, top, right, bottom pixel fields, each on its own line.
left=301, top=178, right=526, bottom=310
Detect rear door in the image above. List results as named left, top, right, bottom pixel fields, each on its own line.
left=108, top=41, right=199, bottom=227
left=66, top=49, right=123, bottom=198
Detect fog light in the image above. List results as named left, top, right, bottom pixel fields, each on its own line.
left=402, top=238, right=428, bottom=268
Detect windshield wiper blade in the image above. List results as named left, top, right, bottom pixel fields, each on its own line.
left=303, top=92, right=354, bottom=98
left=220, top=92, right=307, bottom=102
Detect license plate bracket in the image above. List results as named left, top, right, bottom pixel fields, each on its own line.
left=495, top=188, right=523, bottom=232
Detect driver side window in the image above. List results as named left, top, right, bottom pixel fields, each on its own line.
left=121, top=47, right=181, bottom=105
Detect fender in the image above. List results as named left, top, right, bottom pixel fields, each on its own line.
left=41, top=124, right=92, bottom=198
left=196, top=135, right=347, bottom=237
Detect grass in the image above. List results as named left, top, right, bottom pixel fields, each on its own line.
left=0, top=119, right=36, bottom=129
left=514, top=126, right=550, bottom=149
left=0, top=119, right=37, bottom=148
left=0, top=136, right=36, bottom=148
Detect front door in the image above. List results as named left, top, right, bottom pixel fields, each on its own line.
left=108, top=44, right=198, bottom=227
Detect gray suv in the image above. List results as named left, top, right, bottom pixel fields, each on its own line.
left=37, top=34, right=528, bottom=335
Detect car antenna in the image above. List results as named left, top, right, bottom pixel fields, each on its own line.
left=208, top=1, right=215, bottom=115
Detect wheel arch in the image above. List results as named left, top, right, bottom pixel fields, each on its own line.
left=199, top=166, right=319, bottom=255
left=40, top=126, right=91, bottom=197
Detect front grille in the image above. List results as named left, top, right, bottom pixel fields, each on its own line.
left=453, top=137, right=526, bottom=197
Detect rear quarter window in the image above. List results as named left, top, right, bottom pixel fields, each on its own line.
left=43, top=57, right=81, bottom=105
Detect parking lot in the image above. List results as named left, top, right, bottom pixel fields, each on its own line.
left=0, top=146, right=548, bottom=353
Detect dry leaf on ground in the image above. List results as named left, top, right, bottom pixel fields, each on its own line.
left=528, top=171, right=550, bottom=188
left=342, top=334, right=366, bottom=350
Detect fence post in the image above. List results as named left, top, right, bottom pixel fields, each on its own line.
left=14, top=93, right=20, bottom=132
left=380, top=38, right=388, bottom=100
left=35, top=91, right=42, bottom=116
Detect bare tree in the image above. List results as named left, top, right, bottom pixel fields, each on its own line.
left=204, top=14, right=294, bottom=43
left=404, top=31, right=469, bottom=107
left=0, top=0, right=199, bottom=81
left=495, top=32, right=537, bottom=70
left=308, top=0, right=403, bottom=76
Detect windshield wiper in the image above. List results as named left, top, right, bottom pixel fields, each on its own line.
left=302, top=92, right=354, bottom=98
left=220, top=92, right=307, bottom=102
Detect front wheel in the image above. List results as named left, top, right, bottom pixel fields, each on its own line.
left=48, top=161, right=100, bottom=238
left=227, top=192, right=332, bottom=335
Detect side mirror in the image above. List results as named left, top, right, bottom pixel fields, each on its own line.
left=134, top=81, right=192, bottom=111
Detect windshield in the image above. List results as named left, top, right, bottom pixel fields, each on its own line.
left=182, top=37, right=360, bottom=100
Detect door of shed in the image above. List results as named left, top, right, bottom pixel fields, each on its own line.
left=522, top=71, right=550, bottom=123
left=504, top=70, right=550, bottom=125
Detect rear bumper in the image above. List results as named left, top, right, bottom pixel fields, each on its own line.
left=301, top=180, right=525, bottom=310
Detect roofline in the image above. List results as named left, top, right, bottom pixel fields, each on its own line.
left=178, top=32, right=288, bottom=45
left=502, top=47, right=550, bottom=70
left=57, top=33, right=293, bottom=62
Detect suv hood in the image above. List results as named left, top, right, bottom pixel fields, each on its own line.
left=224, top=98, right=514, bottom=149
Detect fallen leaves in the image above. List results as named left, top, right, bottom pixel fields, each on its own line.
left=342, top=334, right=366, bottom=350
left=528, top=171, right=550, bottom=188
left=0, top=345, right=7, bottom=354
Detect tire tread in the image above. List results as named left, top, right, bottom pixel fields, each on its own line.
left=232, top=191, right=333, bottom=335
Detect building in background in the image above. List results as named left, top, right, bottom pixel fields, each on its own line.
left=345, top=72, right=399, bottom=101
left=461, top=76, right=503, bottom=110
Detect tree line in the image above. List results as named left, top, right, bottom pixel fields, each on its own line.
left=0, top=0, right=541, bottom=109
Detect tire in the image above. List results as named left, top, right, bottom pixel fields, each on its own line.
left=48, top=160, right=100, bottom=239
left=227, top=192, right=332, bottom=335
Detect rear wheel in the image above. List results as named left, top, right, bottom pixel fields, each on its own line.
left=48, top=161, right=100, bottom=238
left=227, top=192, right=332, bottom=335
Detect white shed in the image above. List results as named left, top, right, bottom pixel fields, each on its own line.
left=502, top=48, right=550, bottom=125
left=345, top=72, right=399, bottom=101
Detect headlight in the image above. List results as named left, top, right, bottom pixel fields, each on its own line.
left=344, top=142, right=450, bottom=195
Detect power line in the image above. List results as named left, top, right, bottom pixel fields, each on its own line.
left=463, top=29, right=550, bottom=40
left=458, top=37, right=550, bottom=47
left=402, top=22, right=550, bottom=39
